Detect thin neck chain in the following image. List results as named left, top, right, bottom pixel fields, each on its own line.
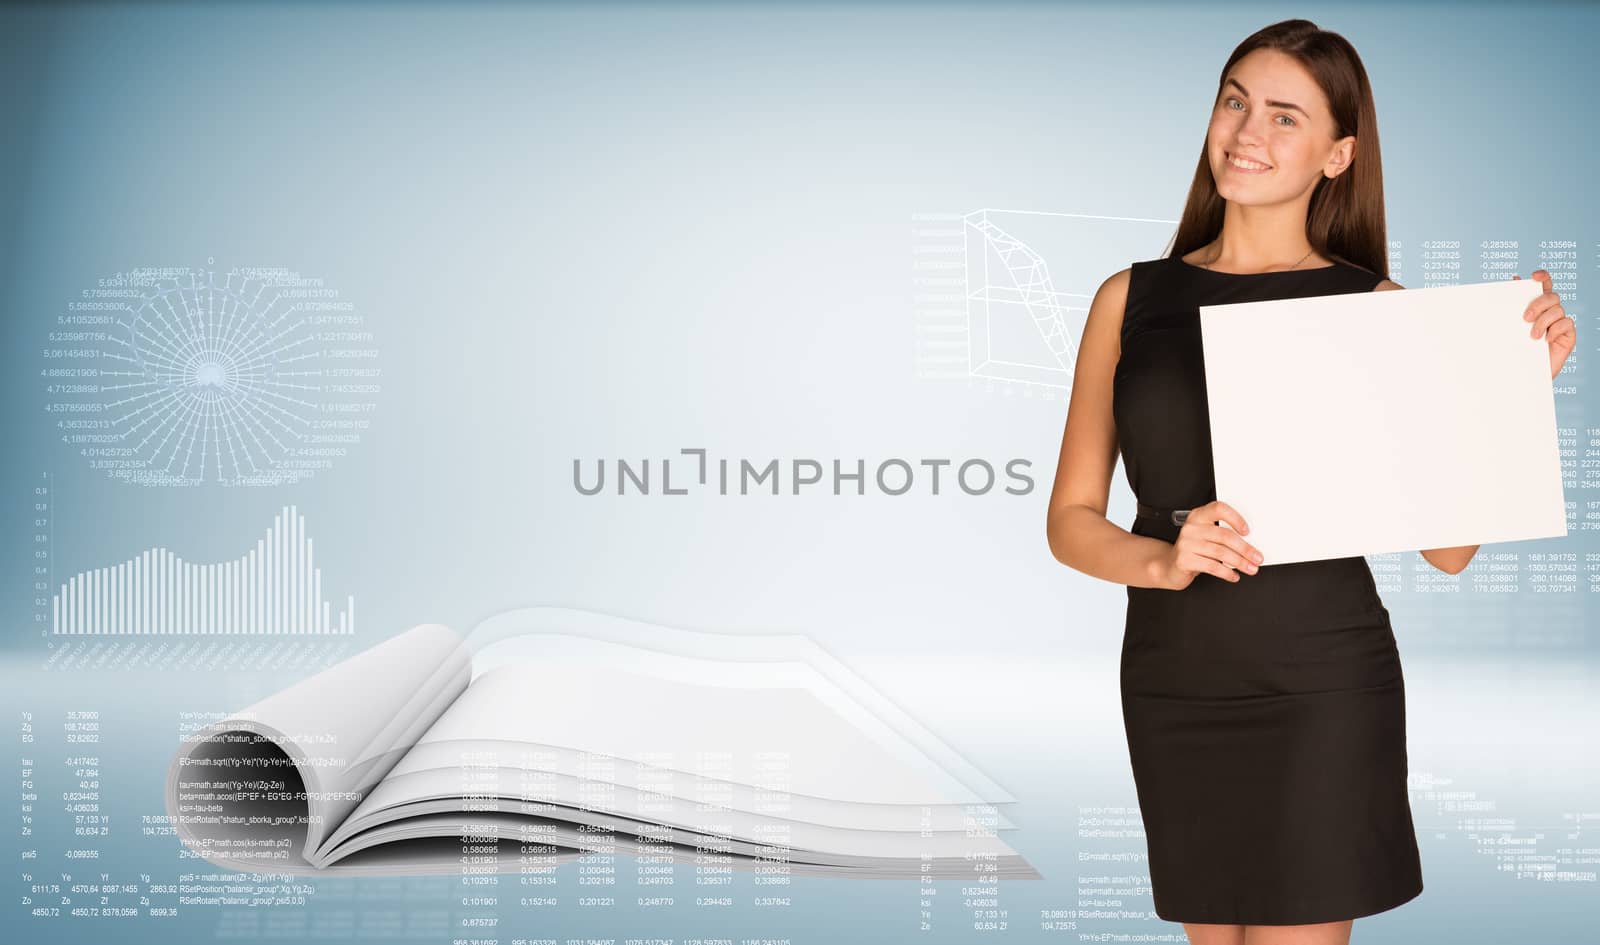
left=1199, top=246, right=1316, bottom=273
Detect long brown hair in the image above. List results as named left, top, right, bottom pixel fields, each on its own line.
left=1168, top=19, right=1388, bottom=278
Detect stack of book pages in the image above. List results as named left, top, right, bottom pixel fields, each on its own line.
left=165, top=606, right=1039, bottom=880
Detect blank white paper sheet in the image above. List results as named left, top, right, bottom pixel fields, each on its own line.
left=1198, top=278, right=1566, bottom=565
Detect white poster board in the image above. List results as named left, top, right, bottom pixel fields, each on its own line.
left=1198, top=278, right=1566, bottom=565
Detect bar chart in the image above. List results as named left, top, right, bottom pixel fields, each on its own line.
left=50, top=505, right=355, bottom=635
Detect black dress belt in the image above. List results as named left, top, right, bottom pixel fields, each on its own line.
left=1136, top=501, right=1191, bottom=528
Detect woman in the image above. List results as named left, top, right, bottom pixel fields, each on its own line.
left=1044, top=18, right=1575, bottom=945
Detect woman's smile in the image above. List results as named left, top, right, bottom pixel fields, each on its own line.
left=1225, top=150, right=1273, bottom=173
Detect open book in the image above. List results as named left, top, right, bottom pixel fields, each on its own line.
left=164, top=607, right=1039, bottom=880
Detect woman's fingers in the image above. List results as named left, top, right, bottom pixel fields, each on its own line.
left=1204, top=500, right=1251, bottom=536
left=1198, top=500, right=1264, bottom=565
left=1205, top=538, right=1259, bottom=574
left=1171, top=499, right=1265, bottom=583
left=1531, top=302, right=1566, bottom=339
left=1179, top=548, right=1241, bottom=582
left=1173, top=537, right=1255, bottom=582
left=1210, top=525, right=1263, bottom=567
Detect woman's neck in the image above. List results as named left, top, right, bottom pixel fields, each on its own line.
left=1197, top=200, right=1324, bottom=271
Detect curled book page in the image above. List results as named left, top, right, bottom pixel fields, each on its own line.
left=164, top=608, right=1040, bottom=880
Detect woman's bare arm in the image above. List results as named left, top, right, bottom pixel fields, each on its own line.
left=1045, top=268, right=1177, bottom=589
left=1374, top=277, right=1480, bottom=574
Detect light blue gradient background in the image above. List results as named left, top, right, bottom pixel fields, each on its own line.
left=1, top=2, right=1596, bottom=943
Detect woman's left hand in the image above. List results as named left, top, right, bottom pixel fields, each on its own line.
left=1515, top=269, right=1576, bottom=379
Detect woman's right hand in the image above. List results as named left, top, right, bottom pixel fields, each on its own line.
left=1154, top=500, right=1264, bottom=590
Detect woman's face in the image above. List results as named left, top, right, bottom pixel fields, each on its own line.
left=1206, top=48, right=1355, bottom=205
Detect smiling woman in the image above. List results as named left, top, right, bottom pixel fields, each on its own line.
left=1178, top=39, right=1379, bottom=277
left=1045, top=16, right=1578, bottom=945
left=1045, top=17, right=1509, bottom=945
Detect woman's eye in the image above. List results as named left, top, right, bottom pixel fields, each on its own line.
left=1224, top=97, right=1295, bottom=126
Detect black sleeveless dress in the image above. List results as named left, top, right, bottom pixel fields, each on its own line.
left=1111, top=255, right=1425, bottom=925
